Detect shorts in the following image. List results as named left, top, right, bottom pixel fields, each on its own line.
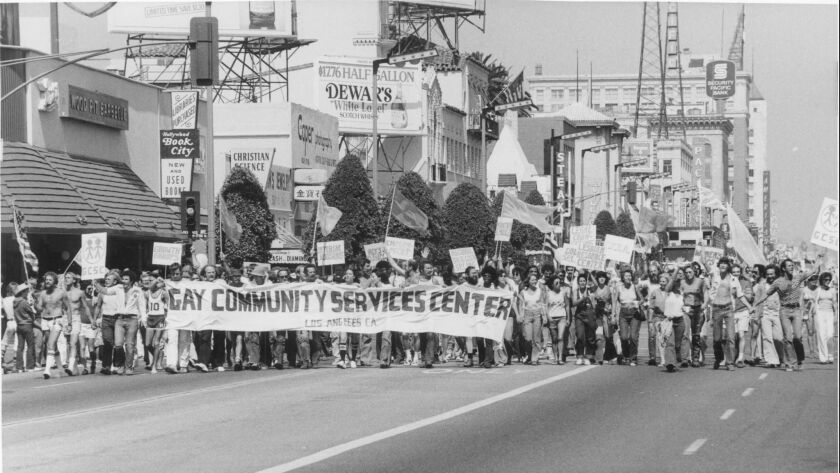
left=41, top=317, right=65, bottom=333
left=733, top=309, right=750, bottom=332
left=79, top=323, right=96, bottom=339
left=548, top=317, right=567, bottom=330
left=146, top=316, right=166, bottom=329
left=69, top=311, right=82, bottom=325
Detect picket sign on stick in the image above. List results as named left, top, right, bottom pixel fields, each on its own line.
left=450, top=247, right=479, bottom=274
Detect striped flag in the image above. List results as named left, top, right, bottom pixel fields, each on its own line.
left=219, top=196, right=243, bottom=244
left=11, top=205, right=39, bottom=273
left=392, top=188, right=429, bottom=236
left=543, top=232, right=559, bottom=259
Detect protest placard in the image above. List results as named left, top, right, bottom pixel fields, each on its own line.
left=449, top=247, right=479, bottom=274
left=385, top=236, right=415, bottom=260
left=364, top=242, right=388, bottom=265
left=80, top=233, right=108, bottom=280
left=810, top=197, right=838, bottom=251
left=494, top=217, right=513, bottom=242
left=560, top=243, right=605, bottom=270
left=603, top=235, right=635, bottom=263
left=317, top=240, right=345, bottom=266
left=569, top=225, right=596, bottom=245
left=152, top=242, right=183, bottom=266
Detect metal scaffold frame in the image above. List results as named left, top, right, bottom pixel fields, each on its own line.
left=122, top=34, right=314, bottom=103
left=386, top=0, right=486, bottom=55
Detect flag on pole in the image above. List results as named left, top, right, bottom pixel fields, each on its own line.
left=392, top=188, right=429, bottom=236
left=698, top=185, right=725, bottom=211
left=726, top=205, right=767, bottom=266
left=543, top=232, right=559, bottom=259
left=500, top=190, right=555, bottom=233
left=219, top=196, right=243, bottom=244
left=316, top=193, right=343, bottom=235
left=11, top=205, right=39, bottom=273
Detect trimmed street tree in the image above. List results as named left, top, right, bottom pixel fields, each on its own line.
left=302, top=155, right=383, bottom=264
left=593, top=210, right=617, bottom=240
left=217, top=166, right=277, bottom=269
left=615, top=211, right=636, bottom=240
left=442, top=183, right=495, bottom=267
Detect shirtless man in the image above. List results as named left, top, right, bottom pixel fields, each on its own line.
left=36, top=272, right=72, bottom=379
left=63, top=273, right=93, bottom=375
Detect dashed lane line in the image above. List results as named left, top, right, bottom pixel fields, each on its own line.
left=720, top=409, right=735, bottom=420
left=683, top=439, right=707, bottom=455
left=759, top=373, right=768, bottom=380
left=742, top=387, right=754, bottom=397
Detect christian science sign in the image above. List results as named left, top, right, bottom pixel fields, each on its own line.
left=60, top=85, right=129, bottom=130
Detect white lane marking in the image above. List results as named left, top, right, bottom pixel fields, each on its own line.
left=720, top=409, right=735, bottom=420
left=683, top=439, right=707, bottom=455
left=4, top=370, right=318, bottom=427
left=742, top=388, right=754, bottom=397
left=759, top=373, right=768, bottom=380
left=256, top=366, right=597, bottom=473
left=33, top=381, right=82, bottom=389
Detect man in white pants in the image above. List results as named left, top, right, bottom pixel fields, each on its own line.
left=759, top=265, right=783, bottom=368
left=164, top=264, right=192, bottom=374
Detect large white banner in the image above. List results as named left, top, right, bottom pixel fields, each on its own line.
left=165, top=281, right=512, bottom=341
left=80, top=233, right=108, bottom=280
left=108, top=2, right=294, bottom=38
left=603, top=235, right=635, bottom=263
left=810, top=198, right=838, bottom=252
left=315, top=57, right=424, bottom=136
left=228, top=148, right=275, bottom=189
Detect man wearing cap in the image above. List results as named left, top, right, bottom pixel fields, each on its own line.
left=13, top=284, right=38, bottom=372
left=244, top=265, right=268, bottom=370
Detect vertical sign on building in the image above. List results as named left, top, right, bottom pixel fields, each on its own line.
left=762, top=171, right=771, bottom=242
left=170, top=90, right=199, bottom=129
left=159, top=130, right=198, bottom=199
left=705, top=60, right=736, bottom=99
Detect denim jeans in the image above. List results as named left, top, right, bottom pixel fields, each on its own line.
left=780, top=306, right=805, bottom=366
left=712, top=305, right=735, bottom=366
left=684, top=305, right=706, bottom=362
left=574, top=313, right=596, bottom=360
left=15, top=324, right=36, bottom=370
left=521, top=311, right=543, bottom=363
left=619, top=311, right=642, bottom=362
left=99, top=315, right=116, bottom=370
left=114, top=315, right=139, bottom=370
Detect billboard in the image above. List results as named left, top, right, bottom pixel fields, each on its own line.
left=107, top=2, right=294, bottom=38
left=408, top=0, right=481, bottom=11
left=620, top=138, right=656, bottom=174
left=315, top=57, right=424, bottom=136
left=705, top=60, right=736, bottom=99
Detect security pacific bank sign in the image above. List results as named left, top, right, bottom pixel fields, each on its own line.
left=165, top=281, right=513, bottom=341
left=705, top=60, right=736, bottom=99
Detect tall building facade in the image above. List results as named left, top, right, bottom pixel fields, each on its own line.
left=527, top=50, right=768, bottom=232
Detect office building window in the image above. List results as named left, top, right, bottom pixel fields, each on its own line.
left=663, top=159, right=672, bottom=175
left=605, top=88, right=619, bottom=101
left=591, top=89, right=601, bottom=103
left=748, top=169, right=754, bottom=177
left=623, top=87, right=637, bottom=100
left=550, top=104, right=562, bottom=112
left=535, top=89, right=544, bottom=100
left=551, top=89, right=564, bottom=100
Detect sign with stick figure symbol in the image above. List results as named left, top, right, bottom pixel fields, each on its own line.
left=811, top=198, right=838, bottom=252
left=80, top=233, right=108, bottom=280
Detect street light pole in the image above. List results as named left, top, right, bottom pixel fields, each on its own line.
left=204, top=2, right=216, bottom=266
left=371, top=58, right=384, bottom=197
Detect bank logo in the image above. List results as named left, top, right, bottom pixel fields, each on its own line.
left=713, top=63, right=729, bottom=80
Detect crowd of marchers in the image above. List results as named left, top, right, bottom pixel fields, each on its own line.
left=2, top=255, right=837, bottom=378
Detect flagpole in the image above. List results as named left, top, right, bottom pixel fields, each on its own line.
left=61, top=248, right=81, bottom=277
left=384, top=184, right=397, bottom=240
left=11, top=204, right=32, bottom=284
left=312, top=198, right=320, bottom=265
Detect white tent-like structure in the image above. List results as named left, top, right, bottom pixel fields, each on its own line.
left=486, top=111, right=539, bottom=194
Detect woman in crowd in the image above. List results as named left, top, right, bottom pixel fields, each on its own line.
left=572, top=272, right=596, bottom=365
left=145, top=277, right=168, bottom=374
left=545, top=275, right=572, bottom=365
left=614, top=269, right=643, bottom=366
left=811, top=271, right=837, bottom=364
left=518, top=272, right=546, bottom=365
left=748, top=264, right=768, bottom=366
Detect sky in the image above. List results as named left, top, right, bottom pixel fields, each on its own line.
left=456, top=0, right=838, bottom=244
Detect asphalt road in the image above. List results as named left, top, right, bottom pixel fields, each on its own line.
left=2, top=346, right=837, bottom=473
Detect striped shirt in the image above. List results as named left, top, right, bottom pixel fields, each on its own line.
left=771, top=273, right=810, bottom=307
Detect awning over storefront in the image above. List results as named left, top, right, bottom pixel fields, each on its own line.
left=1, top=142, right=181, bottom=240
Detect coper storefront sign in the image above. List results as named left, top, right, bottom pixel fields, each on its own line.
left=60, top=85, right=129, bottom=130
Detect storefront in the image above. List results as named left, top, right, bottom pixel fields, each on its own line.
left=1, top=47, right=183, bottom=283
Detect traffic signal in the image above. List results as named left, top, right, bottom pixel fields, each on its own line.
left=626, top=181, right=637, bottom=205
left=181, top=191, right=199, bottom=232
left=189, top=17, right=219, bottom=87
